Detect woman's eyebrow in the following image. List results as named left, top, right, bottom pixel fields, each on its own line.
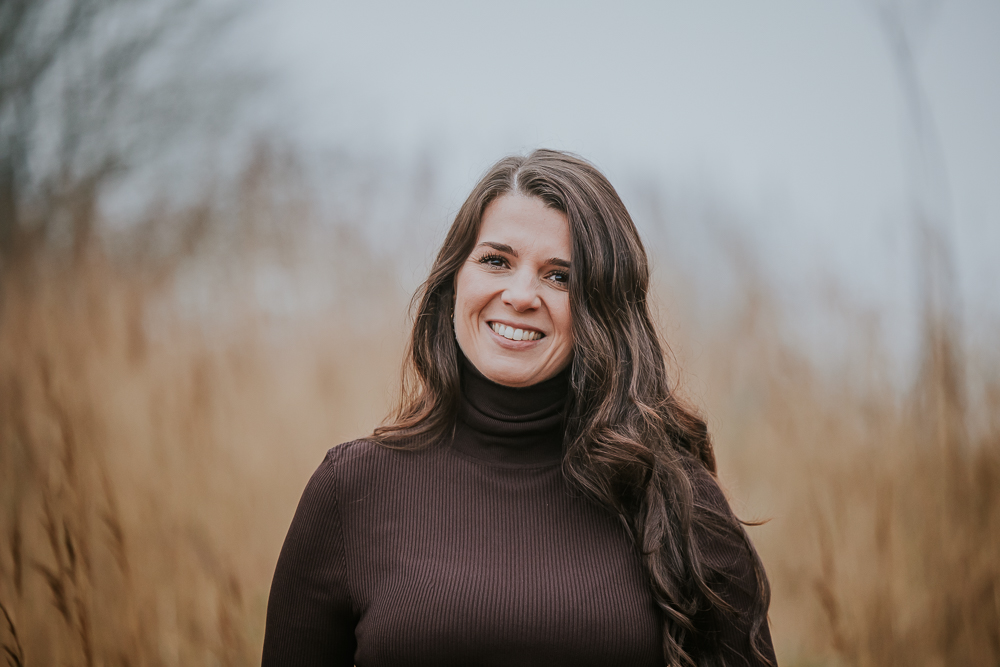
left=476, top=242, right=569, bottom=268
left=477, top=241, right=517, bottom=256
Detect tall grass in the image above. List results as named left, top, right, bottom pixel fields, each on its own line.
left=0, top=190, right=997, bottom=665
left=680, top=289, right=1000, bottom=666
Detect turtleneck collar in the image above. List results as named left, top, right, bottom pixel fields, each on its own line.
left=451, top=356, right=570, bottom=467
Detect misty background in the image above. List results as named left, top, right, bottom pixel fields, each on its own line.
left=2, top=0, right=998, bottom=665
left=179, top=0, right=999, bottom=364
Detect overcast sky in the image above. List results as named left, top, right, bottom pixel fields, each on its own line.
left=227, top=0, right=999, bottom=355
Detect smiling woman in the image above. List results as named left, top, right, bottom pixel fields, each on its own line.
left=262, top=150, right=776, bottom=666
left=454, top=194, right=574, bottom=387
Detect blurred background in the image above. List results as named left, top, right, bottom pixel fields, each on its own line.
left=1, top=0, right=997, bottom=664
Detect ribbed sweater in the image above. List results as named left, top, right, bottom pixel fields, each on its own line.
left=262, top=361, right=775, bottom=666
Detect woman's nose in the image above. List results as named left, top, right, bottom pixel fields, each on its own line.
left=502, top=271, right=541, bottom=311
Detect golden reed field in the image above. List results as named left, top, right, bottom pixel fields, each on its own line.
left=0, top=177, right=998, bottom=666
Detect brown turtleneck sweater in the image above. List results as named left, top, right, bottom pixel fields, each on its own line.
left=262, top=362, right=775, bottom=666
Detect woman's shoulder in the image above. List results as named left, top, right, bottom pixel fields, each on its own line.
left=678, top=459, right=775, bottom=662
left=679, top=456, right=762, bottom=585
left=677, top=454, right=749, bottom=525
left=307, top=436, right=437, bottom=499
left=321, top=435, right=436, bottom=468
left=321, top=437, right=389, bottom=468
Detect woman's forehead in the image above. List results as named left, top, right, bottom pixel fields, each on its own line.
left=477, top=194, right=571, bottom=259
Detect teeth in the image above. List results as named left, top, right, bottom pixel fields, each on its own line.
left=491, top=322, right=542, bottom=341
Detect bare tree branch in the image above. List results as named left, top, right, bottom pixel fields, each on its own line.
left=0, top=0, right=246, bottom=265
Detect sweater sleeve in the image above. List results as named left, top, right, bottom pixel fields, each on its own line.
left=262, top=450, right=357, bottom=667
left=688, top=466, right=777, bottom=666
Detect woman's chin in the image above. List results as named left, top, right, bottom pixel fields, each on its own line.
left=475, top=357, right=561, bottom=388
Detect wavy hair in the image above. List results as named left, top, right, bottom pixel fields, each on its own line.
left=374, top=149, right=771, bottom=666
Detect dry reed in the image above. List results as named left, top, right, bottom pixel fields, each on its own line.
left=0, top=192, right=997, bottom=666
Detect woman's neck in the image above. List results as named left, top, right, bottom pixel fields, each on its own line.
left=450, top=357, right=569, bottom=467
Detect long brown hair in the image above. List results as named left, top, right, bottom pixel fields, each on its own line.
left=374, top=149, right=770, bottom=666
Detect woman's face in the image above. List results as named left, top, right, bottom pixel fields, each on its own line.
left=453, top=194, right=574, bottom=387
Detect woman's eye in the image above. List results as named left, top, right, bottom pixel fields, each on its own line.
left=547, top=271, right=569, bottom=286
left=478, top=253, right=508, bottom=268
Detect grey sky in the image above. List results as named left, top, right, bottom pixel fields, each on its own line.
left=234, top=0, right=998, bottom=346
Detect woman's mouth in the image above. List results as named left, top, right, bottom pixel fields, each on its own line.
left=489, top=322, right=544, bottom=341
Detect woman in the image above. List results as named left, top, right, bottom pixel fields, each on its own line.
left=263, top=150, right=776, bottom=666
